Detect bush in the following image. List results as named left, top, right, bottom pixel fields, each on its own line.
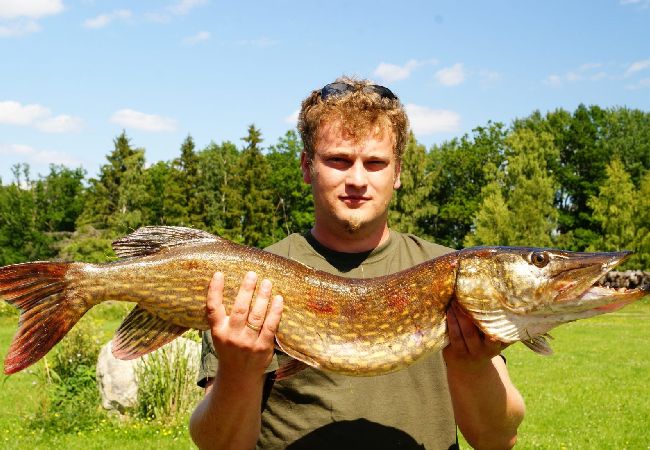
left=31, top=318, right=108, bottom=433
left=134, top=339, right=201, bottom=424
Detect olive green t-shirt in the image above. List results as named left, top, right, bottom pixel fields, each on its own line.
left=198, top=230, right=458, bottom=450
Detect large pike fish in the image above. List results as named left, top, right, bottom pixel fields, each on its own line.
left=1, top=226, right=647, bottom=376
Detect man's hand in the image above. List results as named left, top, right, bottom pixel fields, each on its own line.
left=443, top=301, right=524, bottom=450
left=190, top=271, right=283, bottom=450
left=207, top=271, right=283, bottom=378
left=443, top=301, right=507, bottom=372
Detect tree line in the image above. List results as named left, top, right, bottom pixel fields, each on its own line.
left=2, top=105, right=650, bottom=269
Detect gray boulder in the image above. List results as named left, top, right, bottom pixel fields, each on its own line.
left=96, top=337, right=201, bottom=413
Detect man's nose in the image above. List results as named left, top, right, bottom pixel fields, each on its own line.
left=346, top=160, right=368, bottom=188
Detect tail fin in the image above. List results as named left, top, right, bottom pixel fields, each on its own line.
left=0, top=262, right=91, bottom=375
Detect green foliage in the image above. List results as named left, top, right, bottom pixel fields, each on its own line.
left=33, top=165, right=86, bottom=233
left=219, top=124, right=275, bottom=247
left=79, top=132, right=148, bottom=233
left=196, top=140, right=240, bottom=235
left=427, top=123, right=507, bottom=248
left=0, top=164, right=54, bottom=265
left=266, top=130, right=314, bottom=239
left=588, top=159, right=636, bottom=252
left=31, top=319, right=107, bottom=434
left=57, top=225, right=117, bottom=263
left=390, top=132, right=437, bottom=238
left=134, top=340, right=201, bottom=424
left=465, top=128, right=559, bottom=247
left=3, top=107, right=650, bottom=267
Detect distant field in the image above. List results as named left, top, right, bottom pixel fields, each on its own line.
left=1, top=301, right=649, bottom=449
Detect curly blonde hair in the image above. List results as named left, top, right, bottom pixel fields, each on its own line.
left=297, top=76, right=409, bottom=164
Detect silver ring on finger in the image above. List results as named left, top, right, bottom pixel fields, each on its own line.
left=245, top=321, right=262, bottom=332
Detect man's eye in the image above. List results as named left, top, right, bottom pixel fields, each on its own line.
left=367, top=161, right=387, bottom=169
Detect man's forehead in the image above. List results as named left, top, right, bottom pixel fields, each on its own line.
left=315, top=119, right=395, bottom=151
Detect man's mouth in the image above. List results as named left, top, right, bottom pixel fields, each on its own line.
left=340, top=196, right=371, bottom=205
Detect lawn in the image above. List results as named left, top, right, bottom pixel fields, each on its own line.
left=1, top=300, right=649, bottom=449
left=461, top=298, right=650, bottom=449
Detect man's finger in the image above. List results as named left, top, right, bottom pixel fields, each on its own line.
left=452, top=302, right=481, bottom=354
left=246, top=278, right=273, bottom=333
left=230, top=271, right=258, bottom=328
left=258, top=295, right=284, bottom=345
left=446, top=303, right=469, bottom=355
left=206, top=272, right=227, bottom=328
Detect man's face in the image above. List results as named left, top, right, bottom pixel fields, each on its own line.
left=302, top=121, right=401, bottom=236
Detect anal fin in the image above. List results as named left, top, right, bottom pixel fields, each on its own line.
left=112, top=305, right=188, bottom=360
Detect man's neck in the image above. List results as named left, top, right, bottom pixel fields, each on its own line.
left=310, top=223, right=391, bottom=253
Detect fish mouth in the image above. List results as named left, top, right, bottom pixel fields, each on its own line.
left=549, top=250, right=646, bottom=314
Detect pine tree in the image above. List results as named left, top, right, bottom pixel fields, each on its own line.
left=175, top=135, right=203, bottom=226
left=78, top=132, right=148, bottom=233
left=230, top=125, right=274, bottom=247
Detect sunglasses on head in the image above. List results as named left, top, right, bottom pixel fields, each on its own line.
left=320, top=82, right=398, bottom=101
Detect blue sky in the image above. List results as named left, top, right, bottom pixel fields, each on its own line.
left=1, top=0, right=649, bottom=183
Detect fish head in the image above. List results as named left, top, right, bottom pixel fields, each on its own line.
left=454, top=247, right=647, bottom=353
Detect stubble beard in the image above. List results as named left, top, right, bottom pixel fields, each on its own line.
left=343, top=212, right=364, bottom=234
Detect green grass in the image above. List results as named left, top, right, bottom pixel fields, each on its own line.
left=2, top=301, right=649, bottom=448
left=460, top=299, right=650, bottom=449
left=0, top=303, right=198, bottom=449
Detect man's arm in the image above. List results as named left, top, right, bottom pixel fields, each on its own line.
left=443, top=302, right=526, bottom=450
left=189, top=272, right=283, bottom=450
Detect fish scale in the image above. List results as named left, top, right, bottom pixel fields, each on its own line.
left=0, top=226, right=648, bottom=377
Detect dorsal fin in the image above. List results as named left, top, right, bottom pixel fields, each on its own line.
left=112, top=226, right=220, bottom=258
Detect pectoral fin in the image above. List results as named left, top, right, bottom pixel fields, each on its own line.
left=522, top=334, right=554, bottom=355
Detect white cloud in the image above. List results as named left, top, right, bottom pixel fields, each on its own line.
left=0, top=143, right=82, bottom=167
left=83, top=9, right=132, bottom=29
left=0, top=0, right=64, bottom=19
left=373, top=60, right=421, bottom=83
left=544, top=62, right=611, bottom=87
left=144, top=0, right=207, bottom=23
left=435, top=63, right=465, bottom=86
left=110, top=109, right=177, bottom=132
left=183, top=30, right=210, bottom=45
left=478, top=69, right=501, bottom=85
left=0, top=101, right=50, bottom=125
left=285, top=109, right=299, bottom=126
left=625, top=77, right=650, bottom=90
left=0, top=19, right=40, bottom=37
left=0, top=143, right=34, bottom=156
left=0, top=100, right=83, bottom=132
left=235, top=37, right=277, bottom=47
left=625, top=59, right=650, bottom=77
left=544, top=74, right=562, bottom=87
left=620, top=0, right=650, bottom=8
left=36, top=115, right=83, bottom=133
left=169, top=0, right=207, bottom=15
left=0, top=0, right=63, bottom=37
left=405, top=104, right=460, bottom=135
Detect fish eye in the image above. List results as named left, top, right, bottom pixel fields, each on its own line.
left=530, top=251, right=550, bottom=268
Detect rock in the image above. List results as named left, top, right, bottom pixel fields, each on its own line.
left=96, top=337, right=201, bottom=413
left=601, top=270, right=650, bottom=289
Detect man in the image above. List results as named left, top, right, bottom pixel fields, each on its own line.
left=190, top=77, right=525, bottom=449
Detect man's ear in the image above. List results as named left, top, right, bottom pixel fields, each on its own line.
left=300, top=151, right=312, bottom=184
left=393, top=161, right=402, bottom=189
